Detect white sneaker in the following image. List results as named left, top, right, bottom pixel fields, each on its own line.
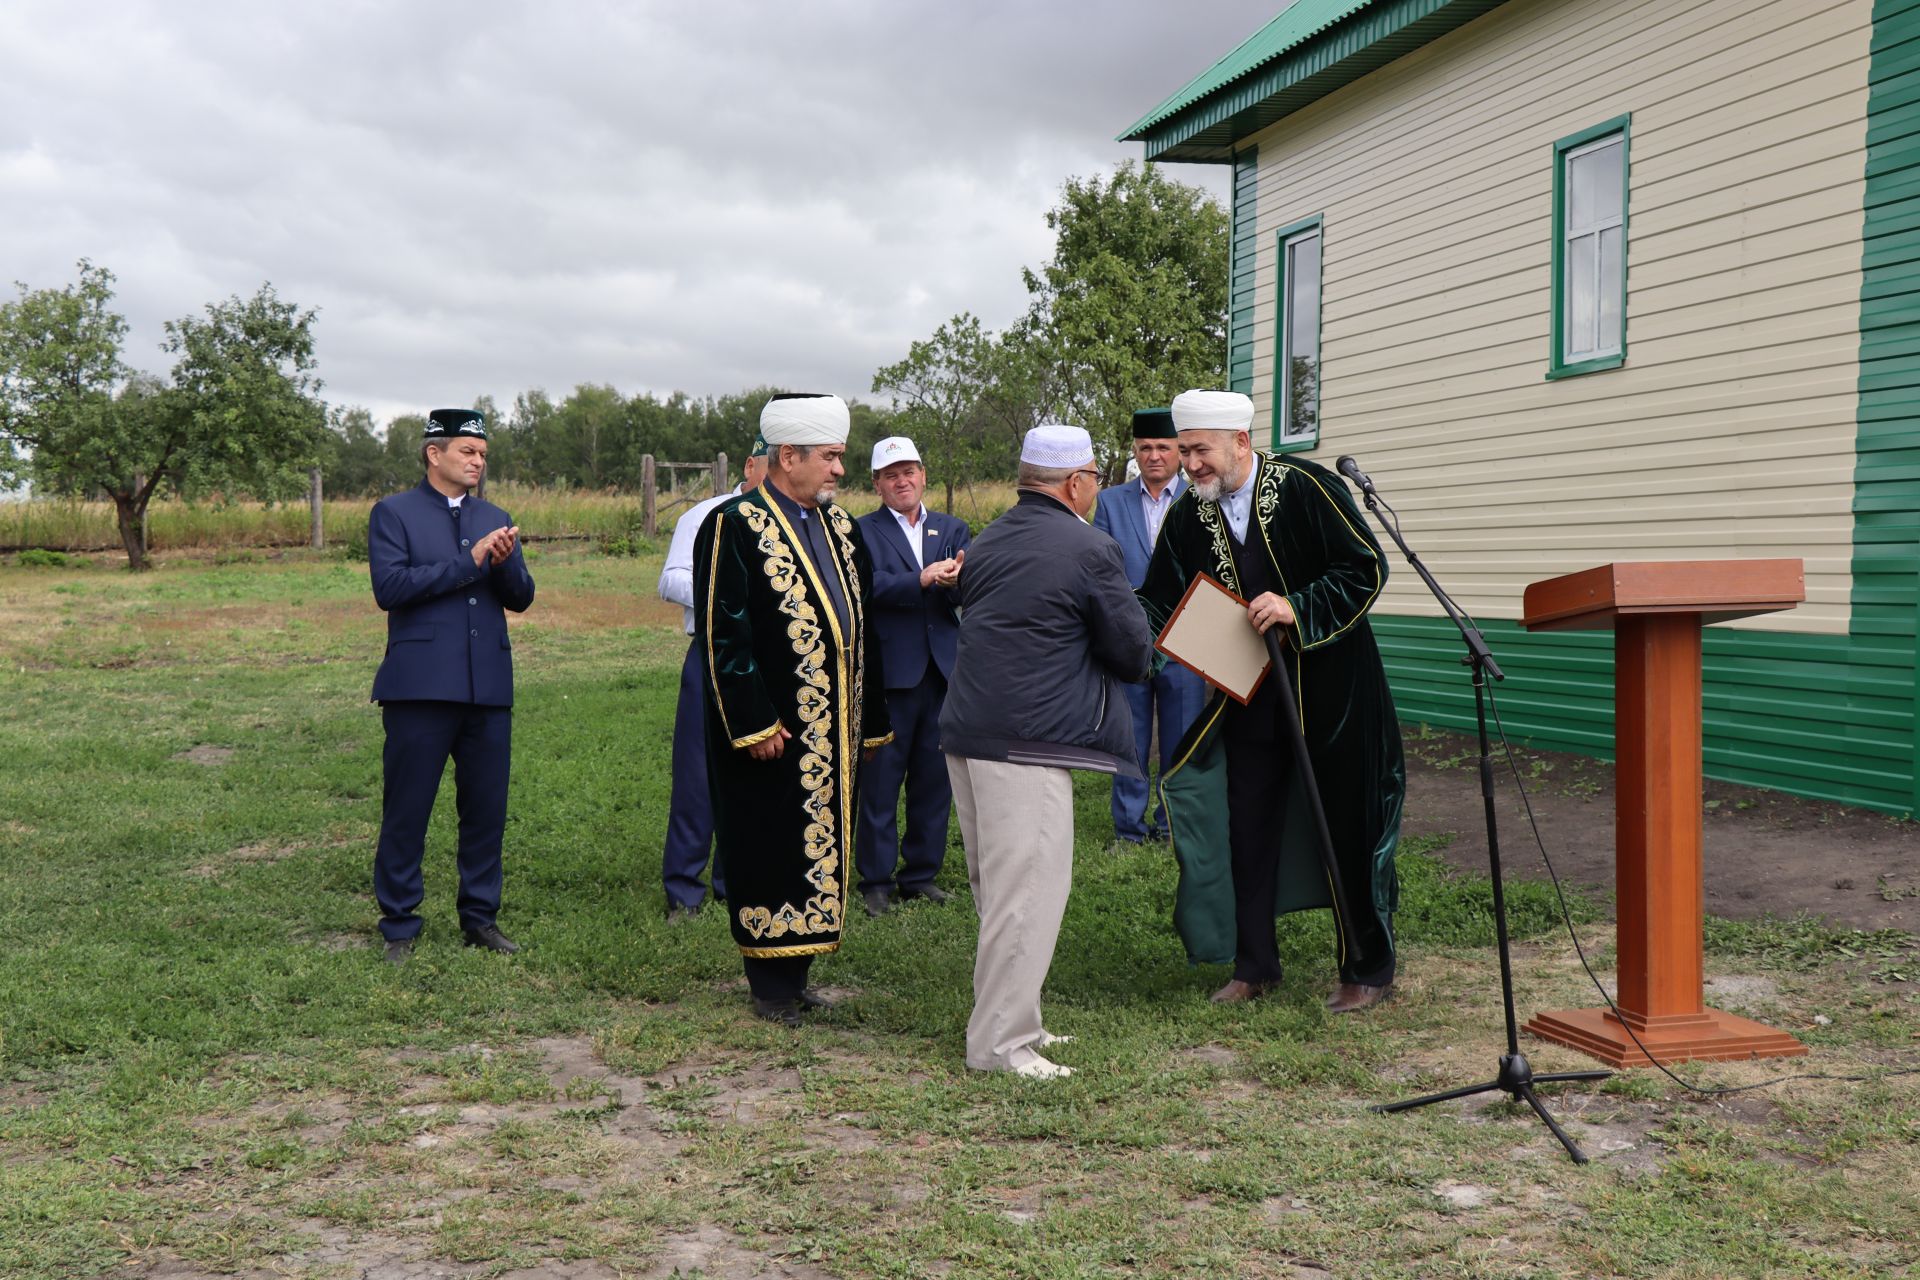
left=1037, top=1031, right=1076, bottom=1048
left=1012, top=1056, right=1074, bottom=1080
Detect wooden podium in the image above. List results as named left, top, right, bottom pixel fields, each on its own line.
left=1519, top=561, right=1810, bottom=1067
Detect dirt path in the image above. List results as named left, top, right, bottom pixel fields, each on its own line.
left=1402, top=727, right=1920, bottom=934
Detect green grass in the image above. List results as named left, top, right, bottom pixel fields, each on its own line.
left=0, top=553, right=1915, bottom=1279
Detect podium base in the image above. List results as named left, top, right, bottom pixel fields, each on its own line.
left=1525, top=1006, right=1807, bottom=1068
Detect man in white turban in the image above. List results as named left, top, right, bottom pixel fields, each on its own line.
left=694, top=393, right=892, bottom=1024
left=940, top=424, right=1154, bottom=1077
left=1138, top=390, right=1406, bottom=1014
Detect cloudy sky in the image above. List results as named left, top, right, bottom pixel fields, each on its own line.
left=1, top=1, right=1280, bottom=428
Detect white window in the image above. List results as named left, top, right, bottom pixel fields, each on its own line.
left=1277, top=221, right=1321, bottom=445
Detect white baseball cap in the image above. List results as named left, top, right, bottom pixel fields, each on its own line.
left=871, top=436, right=923, bottom=471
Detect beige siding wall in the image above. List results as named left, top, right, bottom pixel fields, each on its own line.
left=1244, top=0, right=1871, bottom=632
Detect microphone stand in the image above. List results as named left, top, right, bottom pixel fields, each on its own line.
left=1352, top=473, right=1611, bottom=1164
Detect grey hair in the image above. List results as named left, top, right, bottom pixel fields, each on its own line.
left=1017, top=461, right=1077, bottom=488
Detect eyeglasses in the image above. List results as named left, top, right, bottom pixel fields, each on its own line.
left=1072, top=469, right=1101, bottom=482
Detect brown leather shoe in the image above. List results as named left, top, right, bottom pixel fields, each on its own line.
left=1325, top=982, right=1391, bottom=1014
left=1209, top=979, right=1274, bottom=1004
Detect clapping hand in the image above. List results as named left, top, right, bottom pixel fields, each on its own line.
left=921, top=548, right=965, bottom=590
left=471, top=526, right=521, bottom=567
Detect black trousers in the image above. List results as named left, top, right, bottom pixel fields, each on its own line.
left=855, top=673, right=952, bottom=892
left=1224, top=733, right=1395, bottom=988
left=373, top=701, right=510, bottom=941
left=742, top=955, right=813, bottom=1002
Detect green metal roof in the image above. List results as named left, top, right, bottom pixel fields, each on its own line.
left=1122, top=0, right=1374, bottom=139
left=1119, top=0, right=1509, bottom=163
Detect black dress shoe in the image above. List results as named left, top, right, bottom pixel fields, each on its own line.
left=861, top=886, right=895, bottom=917
left=462, top=924, right=520, bottom=954
left=899, top=885, right=950, bottom=904
left=384, top=937, right=414, bottom=966
left=665, top=901, right=701, bottom=923
left=797, top=988, right=837, bottom=1012
left=752, top=997, right=804, bottom=1026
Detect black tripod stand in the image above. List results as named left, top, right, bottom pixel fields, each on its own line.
left=1345, top=464, right=1612, bottom=1164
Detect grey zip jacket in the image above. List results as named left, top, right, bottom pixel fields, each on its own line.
left=940, top=489, right=1154, bottom=775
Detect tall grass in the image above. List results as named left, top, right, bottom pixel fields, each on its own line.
left=0, top=479, right=1029, bottom=554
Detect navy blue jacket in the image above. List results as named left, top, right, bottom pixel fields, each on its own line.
left=857, top=505, right=971, bottom=690
left=368, top=480, right=535, bottom=706
left=940, top=491, right=1152, bottom=775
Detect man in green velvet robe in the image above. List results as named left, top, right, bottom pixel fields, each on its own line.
left=1139, top=390, right=1405, bottom=1014
left=693, top=392, right=891, bottom=1024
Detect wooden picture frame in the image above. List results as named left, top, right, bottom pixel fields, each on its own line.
left=1154, top=572, right=1272, bottom=705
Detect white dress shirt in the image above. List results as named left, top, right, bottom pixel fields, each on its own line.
left=1220, top=465, right=1258, bottom=544
left=659, top=484, right=745, bottom=636
left=889, top=503, right=928, bottom=568
left=1137, top=477, right=1178, bottom=547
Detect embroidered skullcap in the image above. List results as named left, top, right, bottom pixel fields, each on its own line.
left=1171, top=389, right=1254, bottom=433
left=748, top=434, right=770, bottom=458
left=424, top=408, right=486, bottom=439
left=759, top=392, right=850, bottom=445
left=1020, top=423, right=1094, bottom=469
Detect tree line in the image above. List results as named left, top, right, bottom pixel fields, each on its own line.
left=1, top=162, right=1225, bottom=570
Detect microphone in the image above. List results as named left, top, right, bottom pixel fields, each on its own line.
left=1335, top=455, right=1376, bottom=495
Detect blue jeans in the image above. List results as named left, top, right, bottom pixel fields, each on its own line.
left=1110, top=663, right=1206, bottom=841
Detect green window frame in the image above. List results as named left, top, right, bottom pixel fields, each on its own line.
left=1271, top=214, right=1323, bottom=452
left=1548, top=114, right=1631, bottom=380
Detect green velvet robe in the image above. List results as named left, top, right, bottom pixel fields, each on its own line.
left=1138, top=451, right=1405, bottom=967
left=693, top=485, right=892, bottom=959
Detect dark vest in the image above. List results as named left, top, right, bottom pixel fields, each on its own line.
left=1225, top=528, right=1287, bottom=743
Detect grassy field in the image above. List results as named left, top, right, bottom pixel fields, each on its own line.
left=0, top=549, right=1915, bottom=1279
left=0, top=480, right=1027, bottom=557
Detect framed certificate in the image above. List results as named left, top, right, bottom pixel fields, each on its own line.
left=1154, top=572, right=1272, bottom=705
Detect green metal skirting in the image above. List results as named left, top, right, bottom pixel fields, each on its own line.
left=1377, top=615, right=1915, bottom=815
left=1856, top=0, right=1920, bottom=813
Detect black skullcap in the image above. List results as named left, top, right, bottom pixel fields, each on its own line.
left=1131, top=407, right=1176, bottom=439
left=424, top=408, right=487, bottom=439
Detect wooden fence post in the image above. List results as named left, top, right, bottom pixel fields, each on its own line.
left=309, top=467, right=325, bottom=550
left=713, top=452, right=728, bottom=497
left=641, top=454, right=657, bottom=536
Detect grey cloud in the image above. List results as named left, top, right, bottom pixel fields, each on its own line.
left=1, top=0, right=1273, bottom=424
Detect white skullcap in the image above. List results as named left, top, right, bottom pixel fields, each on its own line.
left=1020, top=423, right=1094, bottom=469
left=1171, top=389, right=1255, bottom=432
left=759, top=393, right=850, bottom=445
left=870, top=436, right=922, bottom=471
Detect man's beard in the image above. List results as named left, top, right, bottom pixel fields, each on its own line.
left=1191, top=461, right=1247, bottom=504
left=812, top=487, right=836, bottom=507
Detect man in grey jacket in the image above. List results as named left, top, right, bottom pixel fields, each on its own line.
left=940, top=424, right=1154, bottom=1078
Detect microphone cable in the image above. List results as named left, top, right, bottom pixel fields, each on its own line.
left=1360, top=483, right=1920, bottom=1097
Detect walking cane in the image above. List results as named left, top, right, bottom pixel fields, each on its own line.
left=1259, top=626, right=1360, bottom=962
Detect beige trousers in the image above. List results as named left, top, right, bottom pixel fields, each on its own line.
left=945, top=754, right=1075, bottom=1072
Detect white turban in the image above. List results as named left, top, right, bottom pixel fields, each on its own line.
left=759, top=393, right=850, bottom=445
left=1171, top=389, right=1254, bottom=433
left=1020, top=423, right=1094, bottom=468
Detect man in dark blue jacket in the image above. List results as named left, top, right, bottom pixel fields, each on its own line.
left=941, top=424, right=1152, bottom=1078
left=367, top=408, right=536, bottom=965
left=854, top=436, right=971, bottom=917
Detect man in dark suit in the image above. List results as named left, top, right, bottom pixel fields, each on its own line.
left=1091, top=407, right=1206, bottom=844
left=367, top=408, right=536, bottom=965
left=854, top=436, right=971, bottom=917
